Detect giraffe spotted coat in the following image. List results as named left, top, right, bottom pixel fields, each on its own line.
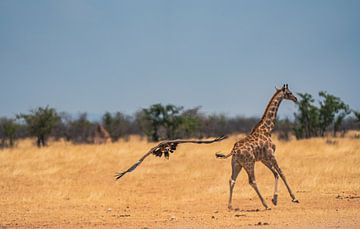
left=217, top=84, right=299, bottom=210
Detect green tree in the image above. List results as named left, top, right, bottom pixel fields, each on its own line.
left=354, top=111, right=360, bottom=123
left=66, top=113, right=95, bottom=144
left=275, top=118, right=294, bottom=141
left=0, top=118, right=18, bottom=147
left=202, top=114, right=228, bottom=137
left=138, top=104, right=183, bottom=141
left=162, top=104, right=183, bottom=139
left=318, top=91, right=350, bottom=137
left=353, top=111, right=360, bottom=130
left=51, top=112, right=71, bottom=141
left=17, top=106, right=60, bottom=147
left=102, top=112, right=132, bottom=141
left=102, top=112, right=113, bottom=137
left=176, top=107, right=202, bottom=138
left=294, top=93, right=320, bottom=139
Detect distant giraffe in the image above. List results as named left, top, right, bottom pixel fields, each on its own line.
left=94, top=124, right=111, bottom=144
left=216, top=84, right=299, bottom=210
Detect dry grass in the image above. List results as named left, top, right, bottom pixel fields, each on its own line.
left=1, top=134, right=360, bottom=228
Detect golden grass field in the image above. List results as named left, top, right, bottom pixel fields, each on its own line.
left=1, top=134, right=360, bottom=228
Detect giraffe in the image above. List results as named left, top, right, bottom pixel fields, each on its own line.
left=94, top=124, right=111, bottom=144
left=216, top=84, right=299, bottom=210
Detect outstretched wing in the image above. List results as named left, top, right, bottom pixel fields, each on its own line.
left=115, top=135, right=227, bottom=180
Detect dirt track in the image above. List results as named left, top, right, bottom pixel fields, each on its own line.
left=1, top=136, right=359, bottom=228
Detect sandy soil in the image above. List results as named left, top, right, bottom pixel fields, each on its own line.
left=1, top=135, right=359, bottom=228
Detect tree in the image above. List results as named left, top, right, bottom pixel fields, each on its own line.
left=275, top=118, right=294, bottom=141
left=0, top=118, right=18, bottom=147
left=51, top=112, right=71, bottom=141
left=333, top=112, right=348, bottom=137
left=201, top=114, right=228, bottom=137
left=102, top=112, right=132, bottom=141
left=162, top=104, right=183, bottom=139
left=138, top=104, right=183, bottom=141
left=176, top=106, right=203, bottom=138
left=66, top=113, right=95, bottom=144
left=293, top=93, right=320, bottom=139
left=17, top=106, right=60, bottom=147
left=227, top=116, right=259, bottom=134
left=353, top=111, right=360, bottom=130
left=354, top=111, right=360, bottom=123
left=294, top=91, right=351, bottom=139
left=318, top=91, right=350, bottom=137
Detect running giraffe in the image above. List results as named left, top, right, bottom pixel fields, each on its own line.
left=216, top=84, right=299, bottom=210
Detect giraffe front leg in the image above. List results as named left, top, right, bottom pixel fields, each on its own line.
left=244, top=163, right=270, bottom=210
left=273, top=160, right=299, bottom=203
left=228, top=161, right=242, bottom=210
left=262, top=160, right=280, bottom=206
left=272, top=174, right=279, bottom=205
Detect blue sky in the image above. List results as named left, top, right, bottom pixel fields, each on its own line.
left=0, top=1, right=359, bottom=119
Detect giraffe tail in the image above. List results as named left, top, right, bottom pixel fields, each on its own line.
left=215, top=152, right=233, bottom=159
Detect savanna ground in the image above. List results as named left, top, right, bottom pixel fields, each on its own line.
left=1, top=133, right=360, bottom=228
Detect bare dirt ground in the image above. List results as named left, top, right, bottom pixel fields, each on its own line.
left=1, top=135, right=360, bottom=228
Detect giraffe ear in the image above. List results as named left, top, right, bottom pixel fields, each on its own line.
left=275, top=86, right=280, bottom=91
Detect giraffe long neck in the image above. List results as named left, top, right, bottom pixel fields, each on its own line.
left=251, top=91, right=283, bottom=135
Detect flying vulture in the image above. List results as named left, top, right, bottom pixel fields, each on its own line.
left=115, top=135, right=227, bottom=180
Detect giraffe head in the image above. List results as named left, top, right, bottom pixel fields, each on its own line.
left=278, top=84, right=297, bottom=103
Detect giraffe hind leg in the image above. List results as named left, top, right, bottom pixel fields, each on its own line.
left=228, top=160, right=242, bottom=210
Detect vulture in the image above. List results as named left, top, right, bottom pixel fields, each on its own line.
left=115, top=135, right=227, bottom=180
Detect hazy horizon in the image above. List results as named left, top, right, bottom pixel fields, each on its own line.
left=1, top=1, right=359, bottom=119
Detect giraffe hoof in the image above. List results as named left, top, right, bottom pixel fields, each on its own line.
left=292, top=199, right=299, bottom=203
left=228, top=205, right=233, bottom=210
left=272, top=198, right=278, bottom=206
left=272, top=194, right=278, bottom=206
left=265, top=207, right=271, bottom=210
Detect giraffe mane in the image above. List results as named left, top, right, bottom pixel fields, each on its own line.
left=250, top=89, right=282, bottom=134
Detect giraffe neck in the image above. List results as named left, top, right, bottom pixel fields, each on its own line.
left=251, top=91, right=283, bottom=135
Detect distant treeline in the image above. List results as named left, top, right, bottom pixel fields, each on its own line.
left=1, top=91, right=359, bottom=148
